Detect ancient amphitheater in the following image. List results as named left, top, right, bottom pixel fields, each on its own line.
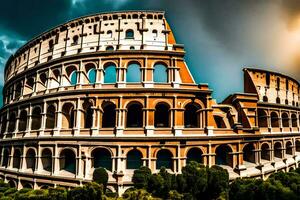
left=0, top=11, right=299, bottom=194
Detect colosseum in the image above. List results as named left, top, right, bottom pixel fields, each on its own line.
left=0, top=10, right=299, bottom=194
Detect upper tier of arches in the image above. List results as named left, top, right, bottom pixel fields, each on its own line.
left=4, top=11, right=181, bottom=82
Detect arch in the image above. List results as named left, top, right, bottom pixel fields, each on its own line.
left=296, top=140, right=300, bottom=152
left=102, top=102, right=116, bottom=128
left=13, top=149, right=21, bottom=169
left=154, top=103, right=170, bottom=128
left=31, top=107, right=42, bottom=130
left=1, top=114, right=7, bottom=134
left=243, top=143, right=255, bottom=163
left=286, top=141, right=293, bottom=155
left=276, top=97, right=281, bottom=104
left=270, top=112, right=279, bottom=127
left=26, top=77, right=34, bottom=90
left=22, top=183, right=33, bottom=189
left=69, top=70, right=77, bottom=86
left=91, top=148, right=112, bottom=171
left=83, top=101, right=93, bottom=129
left=152, top=29, right=158, bottom=38
left=156, top=149, right=173, bottom=170
left=127, top=149, right=143, bottom=169
left=61, top=103, right=75, bottom=129
left=107, top=30, right=112, bottom=38
left=18, top=110, right=27, bottom=131
left=274, top=142, right=282, bottom=158
left=60, top=149, right=76, bottom=174
left=126, top=62, right=141, bottom=83
left=261, top=143, right=271, bottom=161
left=8, top=180, right=16, bottom=188
left=46, top=105, right=56, bottom=129
left=72, top=35, right=79, bottom=45
left=282, top=112, right=289, bottom=127
left=26, top=148, right=36, bottom=171
left=184, top=103, right=200, bottom=128
left=2, top=149, right=9, bottom=167
left=106, top=46, right=114, bottom=51
left=186, top=148, right=203, bottom=164
left=215, top=145, right=233, bottom=167
left=291, top=114, right=297, bottom=127
left=257, top=109, right=268, bottom=127
left=126, top=102, right=143, bottom=127
left=41, top=148, right=52, bottom=172
left=214, top=115, right=227, bottom=128
left=8, top=112, right=16, bottom=132
left=103, top=63, right=116, bottom=83
left=40, top=73, right=47, bottom=86
left=15, top=82, right=22, bottom=98
left=87, top=68, right=96, bottom=84
left=125, top=29, right=134, bottom=39
left=153, top=63, right=168, bottom=83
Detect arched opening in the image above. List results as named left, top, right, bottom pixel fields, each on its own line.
left=49, top=39, right=54, bottom=50
left=276, top=97, right=281, bottom=104
left=15, top=82, right=22, bottom=98
left=215, top=145, right=233, bottom=167
left=107, top=30, right=112, bottom=38
left=41, top=148, right=52, bottom=172
left=13, top=149, right=21, bottom=169
left=103, top=63, right=117, bottom=83
left=102, top=102, right=116, bottom=128
left=214, top=116, right=227, bottom=128
left=282, top=113, right=289, bottom=127
left=184, top=103, right=200, bottom=128
left=263, top=96, right=268, bottom=102
left=23, top=183, right=33, bottom=189
left=2, top=149, right=9, bottom=167
left=156, top=149, right=173, bottom=170
left=271, top=112, right=279, bottom=127
left=87, top=68, right=96, bottom=84
left=31, top=107, right=42, bottom=130
left=26, top=149, right=36, bottom=171
left=106, top=46, right=114, bottom=51
left=26, top=78, right=34, bottom=92
left=8, top=112, right=16, bottom=132
left=72, top=35, right=79, bottom=45
left=154, top=103, right=170, bottom=128
left=291, top=114, right=297, bottom=127
left=83, top=102, right=93, bottom=129
left=8, top=180, right=16, bottom=188
left=66, top=66, right=77, bottom=86
left=261, top=143, right=271, bottom=161
left=243, top=143, right=255, bottom=164
left=274, top=142, right=282, bottom=158
left=126, top=63, right=141, bottom=82
left=60, top=149, right=76, bottom=174
left=62, top=103, right=75, bottom=129
left=126, top=103, right=143, bottom=128
left=296, top=141, right=300, bottom=152
left=46, top=105, right=56, bottom=129
left=286, top=141, right=293, bottom=155
left=40, top=73, right=47, bottom=86
left=186, top=148, right=203, bottom=164
left=18, top=110, right=27, bottom=131
left=125, top=29, right=134, bottom=39
left=1, top=115, right=7, bottom=134
left=153, top=63, right=168, bottom=83
left=257, top=109, right=268, bottom=127
left=92, top=148, right=112, bottom=171
left=127, top=149, right=143, bottom=169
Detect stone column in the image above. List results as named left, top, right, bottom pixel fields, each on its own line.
left=77, top=145, right=83, bottom=178
left=53, top=144, right=59, bottom=175
left=39, top=102, right=47, bottom=136
left=74, top=98, right=82, bottom=135
left=37, top=145, right=42, bottom=173
left=54, top=100, right=62, bottom=136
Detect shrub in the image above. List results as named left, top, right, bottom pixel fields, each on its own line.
left=67, top=182, right=103, bottom=200
left=132, top=166, right=152, bottom=189
left=47, top=187, right=67, bottom=200
left=93, top=167, right=108, bottom=190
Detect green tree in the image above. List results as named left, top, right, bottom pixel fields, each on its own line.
left=132, top=166, right=152, bottom=189
left=92, top=167, right=108, bottom=191
left=67, top=182, right=103, bottom=200
left=206, top=165, right=229, bottom=200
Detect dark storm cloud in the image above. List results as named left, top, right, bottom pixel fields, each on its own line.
left=0, top=0, right=72, bottom=39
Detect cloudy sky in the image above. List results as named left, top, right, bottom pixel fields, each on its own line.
left=0, top=0, right=300, bottom=106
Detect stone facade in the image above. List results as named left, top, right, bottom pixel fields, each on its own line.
left=0, top=11, right=299, bottom=195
